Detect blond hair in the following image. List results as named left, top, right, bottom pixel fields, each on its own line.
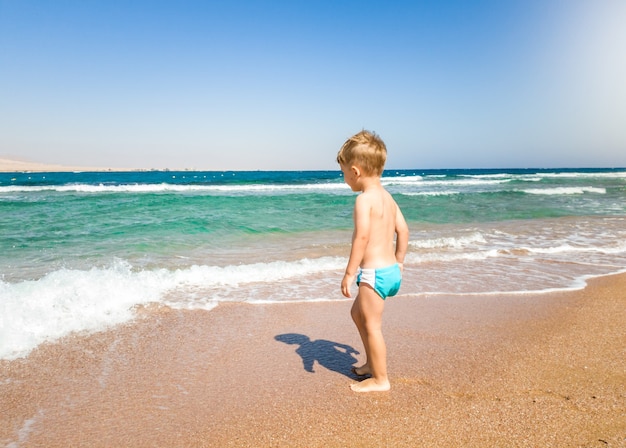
left=336, top=130, right=387, bottom=176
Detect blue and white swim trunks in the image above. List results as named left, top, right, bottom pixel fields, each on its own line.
left=356, top=263, right=402, bottom=300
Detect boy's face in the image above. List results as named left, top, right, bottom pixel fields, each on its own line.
left=340, top=163, right=360, bottom=192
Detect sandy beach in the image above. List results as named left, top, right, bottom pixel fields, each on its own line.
left=0, top=158, right=118, bottom=173
left=1, top=273, right=625, bottom=447
left=0, top=157, right=201, bottom=172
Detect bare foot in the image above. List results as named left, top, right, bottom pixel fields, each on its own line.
left=350, top=378, right=390, bottom=392
left=351, top=364, right=371, bottom=377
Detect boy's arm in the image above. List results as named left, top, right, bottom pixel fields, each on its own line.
left=341, top=194, right=371, bottom=298
left=394, top=205, right=409, bottom=270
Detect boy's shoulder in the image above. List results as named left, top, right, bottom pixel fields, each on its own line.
left=360, top=184, right=393, bottom=198
left=356, top=186, right=395, bottom=207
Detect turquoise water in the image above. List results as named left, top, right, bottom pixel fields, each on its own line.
left=1, top=168, right=625, bottom=359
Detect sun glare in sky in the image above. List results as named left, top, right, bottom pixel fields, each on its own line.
left=1, top=0, right=624, bottom=170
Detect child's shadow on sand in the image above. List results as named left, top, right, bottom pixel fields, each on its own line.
left=275, top=333, right=360, bottom=379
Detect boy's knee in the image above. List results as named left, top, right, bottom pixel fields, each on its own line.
left=363, top=320, right=382, bottom=334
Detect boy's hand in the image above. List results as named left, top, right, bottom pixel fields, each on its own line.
left=341, top=273, right=355, bottom=298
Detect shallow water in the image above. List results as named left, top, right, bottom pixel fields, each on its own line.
left=1, top=168, right=625, bottom=359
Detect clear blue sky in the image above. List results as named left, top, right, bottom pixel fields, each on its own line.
left=1, top=0, right=625, bottom=170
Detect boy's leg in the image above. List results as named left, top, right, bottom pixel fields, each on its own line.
left=350, top=295, right=371, bottom=376
left=350, top=284, right=390, bottom=392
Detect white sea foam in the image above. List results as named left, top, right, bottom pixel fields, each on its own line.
left=416, top=268, right=626, bottom=297
left=4, top=409, right=44, bottom=448
left=3, top=170, right=621, bottom=195
left=2, top=233, right=624, bottom=361
left=382, top=175, right=424, bottom=183
left=461, top=171, right=626, bottom=181
left=419, top=178, right=510, bottom=187
left=409, top=233, right=486, bottom=249
left=523, top=240, right=626, bottom=255
left=407, top=249, right=501, bottom=263
left=0, top=175, right=509, bottom=196
left=521, top=187, right=606, bottom=195
left=0, top=182, right=350, bottom=194
left=381, top=175, right=512, bottom=188
left=0, top=256, right=345, bottom=360
left=458, top=173, right=514, bottom=179
left=458, top=173, right=542, bottom=183
left=538, top=171, right=626, bottom=179
left=401, top=191, right=460, bottom=196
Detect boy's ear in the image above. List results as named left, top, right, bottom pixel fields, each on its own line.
left=351, top=165, right=361, bottom=178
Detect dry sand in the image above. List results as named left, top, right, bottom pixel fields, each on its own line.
left=1, top=274, right=625, bottom=447
left=0, top=157, right=199, bottom=172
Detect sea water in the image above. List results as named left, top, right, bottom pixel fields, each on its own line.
left=1, top=168, right=625, bottom=360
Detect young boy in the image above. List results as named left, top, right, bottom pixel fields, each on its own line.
left=337, top=130, right=409, bottom=392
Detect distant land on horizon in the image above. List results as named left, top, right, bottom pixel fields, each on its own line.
left=0, top=157, right=200, bottom=173
left=1, top=157, right=624, bottom=174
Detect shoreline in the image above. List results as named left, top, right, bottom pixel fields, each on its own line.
left=2, top=273, right=625, bottom=446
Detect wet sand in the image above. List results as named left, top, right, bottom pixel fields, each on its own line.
left=1, top=274, right=625, bottom=447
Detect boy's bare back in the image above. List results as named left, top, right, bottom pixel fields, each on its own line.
left=354, top=184, right=404, bottom=269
